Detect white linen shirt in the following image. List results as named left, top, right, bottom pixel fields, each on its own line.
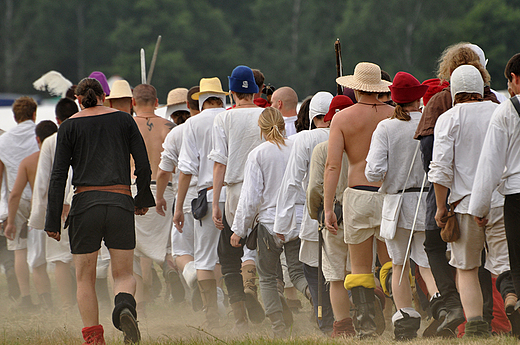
left=469, top=97, right=520, bottom=217
left=284, top=116, right=297, bottom=137
left=159, top=123, right=198, bottom=212
left=273, top=128, right=329, bottom=242
left=208, top=107, right=264, bottom=185
left=28, top=132, right=73, bottom=229
left=231, top=140, right=293, bottom=238
left=365, top=112, right=427, bottom=230
left=0, top=120, right=39, bottom=202
left=429, top=101, right=502, bottom=213
left=178, top=107, right=226, bottom=203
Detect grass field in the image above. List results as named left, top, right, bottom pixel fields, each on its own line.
left=0, top=269, right=518, bottom=345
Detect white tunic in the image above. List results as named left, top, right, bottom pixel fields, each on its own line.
left=0, top=120, right=38, bottom=203
left=429, top=101, right=502, bottom=213
left=469, top=97, right=520, bottom=217
left=178, top=107, right=226, bottom=202
left=159, top=123, right=198, bottom=212
left=232, top=140, right=293, bottom=239
left=273, top=128, right=329, bottom=242
left=28, top=132, right=72, bottom=229
left=365, top=112, right=427, bottom=230
left=208, top=107, right=264, bottom=185
left=284, top=116, right=297, bottom=137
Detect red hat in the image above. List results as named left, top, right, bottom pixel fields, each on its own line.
left=324, top=95, right=354, bottom=122
left=422, top=78, right=450, bottom=106
left=389, top=72, right=429, bottom=104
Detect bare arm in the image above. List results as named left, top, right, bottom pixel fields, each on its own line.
left=155, top=168, right=172, bottom=216
left=323, top=122, right=344, bottom=234
left=173, top=172, right=192, bottom=232
left=212, top=162, right=226, bottom=230
left=5, top=162, right=29, bottom=240
left=433, top=183, right=449, bottom=228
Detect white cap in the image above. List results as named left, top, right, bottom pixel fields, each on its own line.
left=309, top=91, right=333, bottom=128
left=450, top=65, right=484, bottom=105
left=465, top=43, right=488, bottom=68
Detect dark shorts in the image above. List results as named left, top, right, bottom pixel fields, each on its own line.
left=68, top=205, right=135, bottom=254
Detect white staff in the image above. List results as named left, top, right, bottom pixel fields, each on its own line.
left=140, top=48, right=147, bottom=84
left=399, top=172, right=427, bottom=285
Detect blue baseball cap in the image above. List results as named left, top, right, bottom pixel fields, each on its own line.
left=228, top=65, right=259, bottom=94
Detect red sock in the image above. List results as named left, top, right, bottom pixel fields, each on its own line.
left=82, top=324, right=106, bottom=345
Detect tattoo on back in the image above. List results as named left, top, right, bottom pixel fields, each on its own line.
left=166, top=122, right=175, bottom=131
left=147, top=118, right=154, bottom=131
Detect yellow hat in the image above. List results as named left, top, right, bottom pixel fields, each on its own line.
left=106, top=80, right=132, bottom=99
left=192, top=77, right=229, bottom=100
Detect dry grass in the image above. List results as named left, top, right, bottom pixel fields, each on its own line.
left=0, top=270, right=518, bottom=345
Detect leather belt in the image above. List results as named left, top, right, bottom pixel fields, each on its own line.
left=206, top=186, right=213, bottom=191
left=150, top=181, right=173, bottom=187
left=75, top=184, right=131, bottom=197
left=397, top=187, right=430, bottom=193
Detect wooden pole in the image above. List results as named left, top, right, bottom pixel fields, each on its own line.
left=147, top=35, right=162, bottom=84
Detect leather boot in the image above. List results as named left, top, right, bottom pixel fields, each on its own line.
left=82, top=324, right=106, bottom=345
left=331, top=317, right=356, bottom=338
left=464, top=319, right=491, bottom=337
left=423, top=293, right=448, bottom=337
left=393, top=308, right=421, bottom=341
left=230, top=301, right=249, bottom=333
left=436, top=294, right=465, bottom=336
left=350, top=286, right=377, bottom=338
left=198, top=279, right=220, bottom=329
left=267, top=311, right=287, bottom=338
left=242, top=264, right=265, bottom=324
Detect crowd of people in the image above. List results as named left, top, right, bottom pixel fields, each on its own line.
left=1, top=42, right=520, bottom=344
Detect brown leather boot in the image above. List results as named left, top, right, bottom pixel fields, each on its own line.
left=331, top=317, right=356, bottom=338
left=242, top=264, right=265, bottom=324
left=230, top=301, right=249, bottom=334
left=198, top=279, right=219, bottom=329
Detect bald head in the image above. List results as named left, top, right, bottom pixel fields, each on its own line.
left=271, top=86, right=298, bottom=117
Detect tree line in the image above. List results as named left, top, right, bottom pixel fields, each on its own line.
left=2, top=0, right=520, bottom=102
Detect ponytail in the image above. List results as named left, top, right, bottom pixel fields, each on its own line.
left=76, top=78, right=104, bottom=108
left=391, top=103, right=413, bottom=121
left=258, top=107, right=286, bottom=148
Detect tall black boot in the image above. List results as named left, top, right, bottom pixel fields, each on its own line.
left=112, top=292, right=140, bottom=344
left=351, top=286, right=377, bottom=338
left=393, top=308, right=421, bottom=340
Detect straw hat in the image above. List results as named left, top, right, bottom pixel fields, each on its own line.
left=191, top=77, right=228, bottom=100
left=106, top=80, right=132, bottom=99
left=389, top=72, right=429, bottom=104
left=336, top=62, right=391, bottom=93
left=162, top=88, right=189, bottom=117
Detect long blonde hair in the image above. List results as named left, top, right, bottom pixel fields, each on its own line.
left=258, top=107, right=286, bottom=148
left=437, top=43, right=491, bottom=84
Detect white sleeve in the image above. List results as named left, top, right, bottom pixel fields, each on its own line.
left=159, top=130, right=177, bottom=172
left=28, top=137, right=54, bottom=229
left=231, top=154, right=263, bottom=239
left=428, top=114, right=455, bottom=188
left=208, top=113, right=228, bottom=165
left=469, top=115, right=509, bottom=217
left=273, top=137, right=308, bottom=236
left=365, top=123, right=388, bottom=183
left=178, top=120, right=199, bottom=176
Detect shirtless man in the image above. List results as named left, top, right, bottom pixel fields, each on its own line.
left=5, top=121, right=58, bottom=309
left=131, top=84, right=175, bottom=311
left=323, top=62, right=393, bottom=337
